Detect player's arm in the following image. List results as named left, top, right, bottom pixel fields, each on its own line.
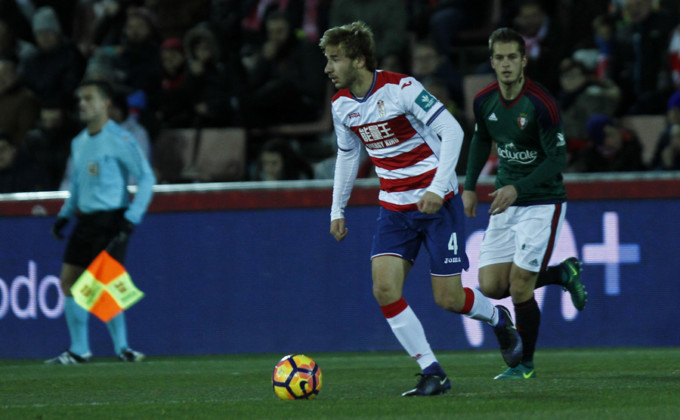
left=463, top=101, right=493, bottom=217
left=53, top=142, right=78, bottom=239
left=330, top=112, right=361, bottom=242
left=57, top=143, right=78, bottom=220
left=420, top=109, right=464, bottom=214
left=397, top=76, right=462, bottom=214
left=119, top=135, right=156, bottom=225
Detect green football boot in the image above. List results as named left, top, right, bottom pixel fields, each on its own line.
left=493, top=362, right=536, bottom=380
left=561, top=257, right=587, bottom=311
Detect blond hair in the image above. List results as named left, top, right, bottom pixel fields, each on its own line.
left=319, top=21, right=377, bottom=72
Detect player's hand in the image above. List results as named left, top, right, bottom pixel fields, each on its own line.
left=330, top=218, right=348, bottom=242
left=119, top=218, right=135, bottom=234
left=488, top=185, right=518, bottom=215
left=51, top=217, right=69, bottom=239
left=462, top=190, right=478, bottom=218
left=107, top=218, right=135, bottom=250
left=417, top=191, right=443, bottom=214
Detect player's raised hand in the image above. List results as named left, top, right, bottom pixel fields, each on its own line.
left=330, top=218, right=349, bottom=242
left=462, top=190, right=478, bottom=218
left=488, top=185, right=518, bottom=215
left=417, top=191, right=443, bottom=214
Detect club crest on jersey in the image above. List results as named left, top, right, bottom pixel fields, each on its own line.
left=416, top=90, right=436, bottom=112
left=517, top=113, right=528, bottom=130
left=88, top=162, right=99, bottom=176
left=377, top=100, right=386, bottom=117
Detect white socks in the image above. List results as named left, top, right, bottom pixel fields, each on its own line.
left=461, top=287, right=498, bottom=324
left=382, top=297, right=438, bottom=370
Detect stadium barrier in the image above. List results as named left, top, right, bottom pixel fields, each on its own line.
left=1, top=173, right=679, bottom=358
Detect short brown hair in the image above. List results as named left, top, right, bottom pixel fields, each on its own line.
left=488, top=27, right=526, bottom=57
left=319, top=21, right=377, bottom=72
left=78, top=79, right=114, bottom=100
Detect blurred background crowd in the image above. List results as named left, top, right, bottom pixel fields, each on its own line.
left=2, top=0, right=680, bottom=193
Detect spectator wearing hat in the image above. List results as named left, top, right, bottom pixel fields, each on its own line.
left=179, top=22, right=242, bottom=127
left=153, top=38, right=188, bottom=128
left=650, top=90, right=680, bottom=170
left=569, top=114, right=646, bottom=172
left=20, top=6, right=86, bottom=109
left=0, top=58, right=39, bottom=147
left=160, top=38, right=185, bottom=91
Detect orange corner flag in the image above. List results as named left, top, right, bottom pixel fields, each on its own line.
left=71, top=251, right=145, bottom=322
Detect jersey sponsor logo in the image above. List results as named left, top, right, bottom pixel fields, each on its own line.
left=357, top=122, right=396, bottom=149
left=415, top=90, right=436, bottom=112
left=497, top=142, right=538, bottom=164
left=556, top=132, right=566, bottom=147
left=350, top=115, right=417, bottom=149
left=517, top=113, right=528, bottom=130
left=488, top=113, right=498, bottom=121
left=349, top=112, right=360, bottom=119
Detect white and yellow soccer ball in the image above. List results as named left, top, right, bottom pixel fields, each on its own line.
left=271, top=354, right=322, bottom=400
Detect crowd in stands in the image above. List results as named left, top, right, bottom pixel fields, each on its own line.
left=2, top=0, right=680, bottom=193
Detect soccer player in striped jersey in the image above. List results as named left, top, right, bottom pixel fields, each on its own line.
left=462, top=28, right=587, bottom=380
left=320, top=21, right=522, bottom=397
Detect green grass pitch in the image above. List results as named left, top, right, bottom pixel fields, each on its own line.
left=1, top=347, right=679, bottom=419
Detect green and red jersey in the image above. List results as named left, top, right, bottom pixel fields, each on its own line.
left=464, top=78, right=567, bottom=204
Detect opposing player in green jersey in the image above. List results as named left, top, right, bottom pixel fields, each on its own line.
left=462, top=28, right=587, bottom=380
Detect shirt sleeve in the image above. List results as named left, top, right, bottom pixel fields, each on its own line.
left=119, top=136, right=156, bottom=224
left=398, top=76, right=462, bottom=197
left=464, top=101, right=493, bottom=192
left=426, top=109, right=464, bottom=198
left=330, top=108, right=361, bottom=221
left=57, top=143, right=77, bottom=219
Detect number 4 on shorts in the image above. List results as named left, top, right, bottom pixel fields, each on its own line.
left=448, top=232, right=458, bottom=254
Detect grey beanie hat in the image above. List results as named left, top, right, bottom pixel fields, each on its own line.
left=32, top=6, right=61, bottom=34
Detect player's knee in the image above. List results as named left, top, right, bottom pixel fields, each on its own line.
left=508, top=270, right=537, bottom=297
left=372, top=281, right=400, bottom=306
left=509, top=280, right=534, bottom=300
left=478, top=280, right=506, bottom=300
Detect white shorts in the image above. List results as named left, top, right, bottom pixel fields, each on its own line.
left=478, top=203, right=566, bottom=272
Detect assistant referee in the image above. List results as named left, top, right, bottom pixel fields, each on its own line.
left=46, top=80, right=155, bottom=365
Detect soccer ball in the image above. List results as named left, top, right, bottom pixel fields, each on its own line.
left=272, top=354, right=322, bottom=400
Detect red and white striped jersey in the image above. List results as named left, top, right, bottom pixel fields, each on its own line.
left=330, top=70, right=462, bottom=217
